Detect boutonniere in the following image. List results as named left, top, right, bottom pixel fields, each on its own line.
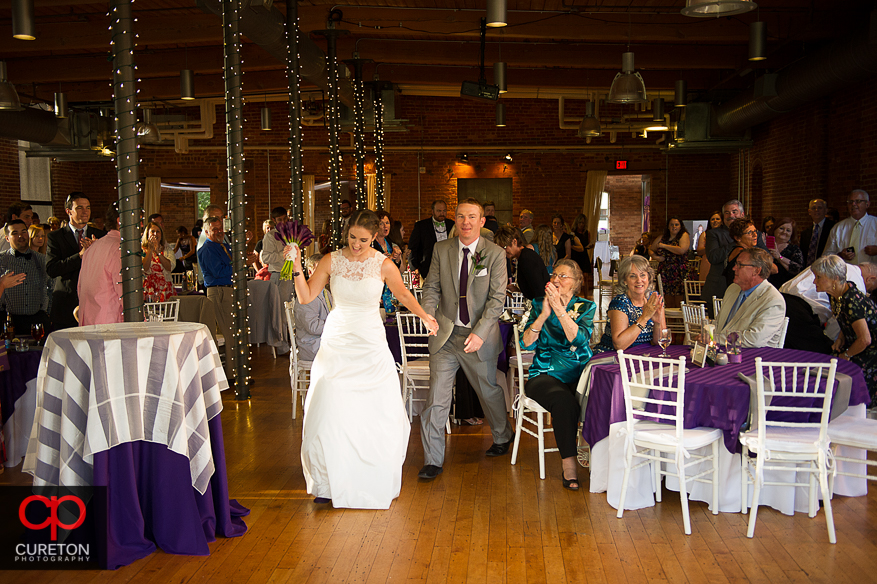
left=566, top=302, right=584, bottom=321
left=471, top=250, right=486, bottom=272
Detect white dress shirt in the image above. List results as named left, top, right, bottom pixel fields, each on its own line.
left=454, top=237, right=480, bottom=327
left=822, top=214, right=877, bottom=264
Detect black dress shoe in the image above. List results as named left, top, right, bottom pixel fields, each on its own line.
left=485, top=440, right=512, bottom=457
left=418, top=465, right=443, bottom=480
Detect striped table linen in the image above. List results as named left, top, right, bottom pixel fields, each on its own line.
left=23, top=322, right=228, bottom=494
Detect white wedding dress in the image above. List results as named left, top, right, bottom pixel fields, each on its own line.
left=300, top=249, right=410, bottom=509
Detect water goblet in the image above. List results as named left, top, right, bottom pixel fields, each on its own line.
left=659, top=328, right=672, bottom=358
left=31, top=323, right=46, bottom=346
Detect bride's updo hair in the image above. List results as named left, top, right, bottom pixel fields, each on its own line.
left=343, top=209, right=381, bottom=241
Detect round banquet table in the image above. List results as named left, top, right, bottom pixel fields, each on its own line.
left=582, top=343, right=870, bottom=514
left=22, top=322, right=248, bottom=569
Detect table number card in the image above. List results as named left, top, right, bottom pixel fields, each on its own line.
left=691, top=341, right=708, bottom=368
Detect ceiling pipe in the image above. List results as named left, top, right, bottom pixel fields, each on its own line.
left=714, top=24, right=877, bottom=136
left=196, top=0, right=354, bottom=107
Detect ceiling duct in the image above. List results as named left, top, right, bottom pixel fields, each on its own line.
left=713, top=24, right=877, bottom=136
left=196, top=0, right=354, bottom=107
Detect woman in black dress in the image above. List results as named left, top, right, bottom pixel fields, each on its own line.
left=767, top=216, right=804, bottom=288
left=813, top=255, right=877, bottom=406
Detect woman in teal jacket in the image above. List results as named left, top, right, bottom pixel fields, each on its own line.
left=520, top=259, right=596, bottom=491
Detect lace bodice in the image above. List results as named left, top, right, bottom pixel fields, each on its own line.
left=330, top=249, right=385, bottom=280
left=329, top=249, right=386, bottom=311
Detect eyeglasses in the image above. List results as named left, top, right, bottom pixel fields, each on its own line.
left=735, top=263, right=757, bottom=269
left=550, top=273, right=573, bottom=281
left=743, top=229, right=757, bottom=236
left=848, top=199, right=868, bottom=205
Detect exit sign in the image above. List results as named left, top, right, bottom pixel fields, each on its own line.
left=616, top=160, right=628, bottom=170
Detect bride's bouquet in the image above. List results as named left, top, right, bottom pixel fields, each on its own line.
left=274, top=220, right=315, bottom=280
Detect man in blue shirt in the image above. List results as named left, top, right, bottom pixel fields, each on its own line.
left=197, top=216, right=235, bottom=378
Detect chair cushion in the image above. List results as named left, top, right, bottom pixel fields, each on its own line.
left=828, top=416, right=877, bottom=449
left=633, top=422, right=722, bottom=450
left=406, top=359, right=430, bottom=369
left=509, top=352, right=534, bottom=367
left=739, top=427, right=826, bottom=454
left=522, top=396, right=549, bottom=413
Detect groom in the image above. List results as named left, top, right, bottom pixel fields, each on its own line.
left=418, top=198, right=514, bottom=480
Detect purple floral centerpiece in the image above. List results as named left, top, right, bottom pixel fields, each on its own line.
left=274, top=220, right=315, bottom=280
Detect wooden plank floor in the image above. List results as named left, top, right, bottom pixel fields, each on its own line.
left=3, top=343, right=877, bottom=583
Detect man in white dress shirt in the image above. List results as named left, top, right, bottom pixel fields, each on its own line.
left=823, top=189, right=877, bottom=265
left=260, top=206, right=289, bottom=281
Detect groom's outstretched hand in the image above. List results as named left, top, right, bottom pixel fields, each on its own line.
left=463, top=333, right=483, bottom=353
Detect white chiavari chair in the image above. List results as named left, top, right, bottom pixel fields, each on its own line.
left=143, top=299, right=180, bottom=322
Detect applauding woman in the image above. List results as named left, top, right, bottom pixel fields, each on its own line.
left=520, top=259, right=596, bottom=490
left=593, top=256, right=666, bottom=354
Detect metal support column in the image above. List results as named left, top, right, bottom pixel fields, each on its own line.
left=286, top=0, right=303, bottom=223
left=110, top=0, right=143, bottom=322
left=222, top=0, right=250, bottom=398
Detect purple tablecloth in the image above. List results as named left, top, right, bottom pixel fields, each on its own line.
left=0, top=349, right=41, bottom=427
left=582, top=344, right=870, bottom=453
left=92, top=415, right=248, bottom=569
left=385, top=320, right=513, bottom=372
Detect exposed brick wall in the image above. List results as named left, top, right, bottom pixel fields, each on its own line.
left=0, top=139, right=21, bottom=212
left=728, top=75, right=877, bottom=242
left=2, top=77, right=875, bottom=252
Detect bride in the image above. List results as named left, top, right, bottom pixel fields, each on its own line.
left=289, top=209, right=438, bottom=509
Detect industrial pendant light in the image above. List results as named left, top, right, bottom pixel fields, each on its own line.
left=135, top=109, right=162, bottom=143
left=261, top=94, right=272, bottom=130
left=749, top=21, right=766, bottom=61
left=54, top=92, right=68, bottom=118
left=494, top=62, right=507, bottom=94
left=577, top=101, right=601, bottom=138
left=608, top=52, right=647, bottom=104
left=496, top=102, right=506, bottom=127
left=0, top=62, right=23, bottom=111
left=682, top=0, right=757, bottom=17
left=12, top=0, right=36, bottom=40
left=486, top=0, right=507, bottom=27
left=675, top=80, right=688, bottom=107
left=647, top=97, right=668, bottom=131
left=180, top=69, right=195, bottom=100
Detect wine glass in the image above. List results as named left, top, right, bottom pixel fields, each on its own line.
left=659, top=328, right=672, bottom=358
left=31, top=323, right=45, bottom=346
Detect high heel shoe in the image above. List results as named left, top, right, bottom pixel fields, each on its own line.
left=562, top=475, right=580, bottom=491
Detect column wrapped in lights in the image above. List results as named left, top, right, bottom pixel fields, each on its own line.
left=286, top=0, right=303, bottom=222
left=222, top=0, right=250, bottom=397
left=320, top=25, right=343, bottom=248
left=373, top=85, right=386, bottom=210
left=350, top=60, right=368, bottom=210
left=110, top=0, right=143, bottom=323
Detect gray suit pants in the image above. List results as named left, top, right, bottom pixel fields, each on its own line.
left=420, top=326, right=513, bottom=466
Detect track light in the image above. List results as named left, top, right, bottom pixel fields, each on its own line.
left=486, top=0, right=507, bottom=27
left=749, top=21, right=766, bottom=61
left=504, top=153, right=513, bottom=163
left=12, top=0, right=36, bottom=41
left=54, top=92, right=68, bottom=118
left=180, top=69, right=195, bottom=100
left=675, top=80, right=688, bottom=107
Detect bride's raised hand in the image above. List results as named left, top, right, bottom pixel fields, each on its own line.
left=284, top=243, right=301, bottom=268
left=421, top=314, right=439, bottom=336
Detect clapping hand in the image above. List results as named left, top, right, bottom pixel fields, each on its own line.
left=642, top=292, right=664, bottom=321
left=0, top=271, right=26, bottom=289
left=544, top=281, right=566, bottom=316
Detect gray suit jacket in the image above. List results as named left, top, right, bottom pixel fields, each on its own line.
left=294, top=290, right=331, bottom=362
left=716, top=279, right=786, bottom=348
left=421, top=236, right=508, bottom=361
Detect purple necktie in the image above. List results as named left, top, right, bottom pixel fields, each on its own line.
left=459, top=248, right=470, bottom=325
left=76, top=229, right=84, bottom=248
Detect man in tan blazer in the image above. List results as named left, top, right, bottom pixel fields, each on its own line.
left=418, top=198, right=513, bottom=479
left=716, top=247, right=786, bottom=348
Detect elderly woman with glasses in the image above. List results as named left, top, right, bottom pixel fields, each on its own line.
left=593, top=255, right=666, bottom=354
left=519, top=259, right=596, bottom=491
left=723, top=218, right=777, bottom=286
left=813, top=255, right=877, bottom=406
